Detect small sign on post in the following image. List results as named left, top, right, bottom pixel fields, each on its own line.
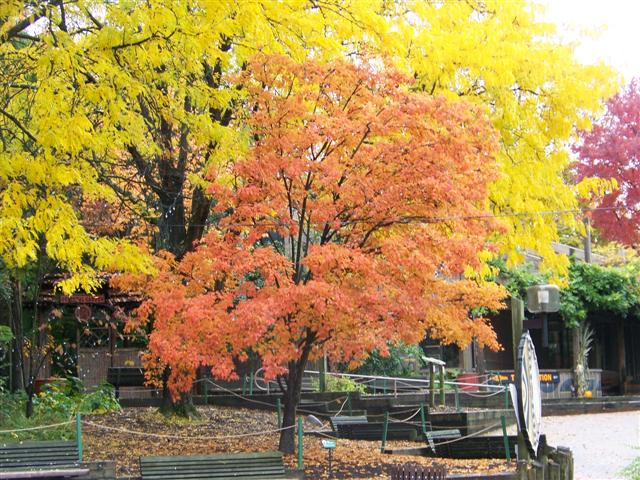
left=321, top=439, right=336, bottom=478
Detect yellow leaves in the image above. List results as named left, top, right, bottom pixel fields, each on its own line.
left=576, top=176, right=618, bottom=202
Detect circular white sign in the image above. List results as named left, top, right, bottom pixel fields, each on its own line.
left=516, top=331, right=542, bottom=456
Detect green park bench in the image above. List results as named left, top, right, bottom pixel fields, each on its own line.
left=0, top=440, right=88, bottom=479
left=423, top=422, right=461, bottom=454
left=140, top=451, right=301, bottom=479
left=329, top=415, right=369, bottom=432
left=331, top=415, right=420, bottom=441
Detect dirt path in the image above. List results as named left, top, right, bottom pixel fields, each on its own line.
left=541, top=412, right=640, bottom=480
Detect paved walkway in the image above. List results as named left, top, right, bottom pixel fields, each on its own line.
left=541, top=412, right=640, bottom=479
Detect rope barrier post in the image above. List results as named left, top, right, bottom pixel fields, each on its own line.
left=249, top=371, right=254, bottom=395
left=501, top=414, right=511, bottom=461
left=76, top=413, right=83, bottom=463
left=204, top=378, right=209, bottom=405
left=381, top=411, right=389, bottom=453
left=242, top=375, right=247, bottom=395
left=504, top=386, right=509, bottom=409
left=276, top=398, right=282, bottom=428
left=346, top=392, right=352, bottom=416
left=297, top=417, right=303, bottom=470
left=439, top=366, right=445, bottom=406
left=420, top=402, right=426, bottom=437
left=454, top=384, right=460, bottom=411
left=429, top=364, right=436, bottom=407
left=383, top=379, right=387, bottom=395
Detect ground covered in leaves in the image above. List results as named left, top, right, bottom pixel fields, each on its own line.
left=84, top=406, right=516, bottom=479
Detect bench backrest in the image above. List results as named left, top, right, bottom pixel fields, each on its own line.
left=0, top=441, right=79, bottom=471
left=329, top=415, right=368, bottom=431
left=106, top=367, right=145, bottom=387
left=140, top=451, right=287, bottom=479
left=336, top=422, right=419, bottom=441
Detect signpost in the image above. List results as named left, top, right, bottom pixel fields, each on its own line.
left=321, top=439, right=336, bottom=478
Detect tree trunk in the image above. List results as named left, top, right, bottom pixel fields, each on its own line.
left=278, top=360, right=304, bottom=454
left=159, top=365, right=198, bottom=418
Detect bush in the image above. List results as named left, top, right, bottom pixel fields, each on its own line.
left=355, top=342, right=424, bottom=378
left=0, top=377, right=120, bottom=442
left=313, top=374, right=366, bottom=393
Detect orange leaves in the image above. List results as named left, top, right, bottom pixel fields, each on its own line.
left=135, top=54, right=506, bottom=398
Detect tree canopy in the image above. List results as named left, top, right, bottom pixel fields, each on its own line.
left=576, top=80, right=640, bottom=246
left=121, top=54, right=506, bottom=451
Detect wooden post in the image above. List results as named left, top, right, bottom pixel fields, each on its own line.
left=617, top=319, right=626, bottom=394
left=249, top=371, right=254, bottom=395
left=420, top=403, right=426, bottom=437
left=319, top=355, right=326, bottom=393
left=511, top=296, right=529, bottom=463
left=439, top=366, right=445, bottom=406
left=429, top=364, right=436, bottom=408
left=454, top=384, right=460, bottom=411
left=242, top=375, right=247, bottom=395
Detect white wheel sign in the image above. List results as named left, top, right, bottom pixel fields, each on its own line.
left=516, top=331, right=542, bottom=456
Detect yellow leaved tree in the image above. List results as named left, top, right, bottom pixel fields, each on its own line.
left=396, top=0, right=619, bottom=273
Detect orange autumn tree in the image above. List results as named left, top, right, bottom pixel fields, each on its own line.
left=130, top=55, right=506, bottom=452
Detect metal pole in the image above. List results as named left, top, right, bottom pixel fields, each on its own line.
left=420, top=402, right=426, bottom=437
left=501, top=414, right=511, bottom=461
left=76, top=413, right=83, bottom=463
left=249, top=371, right=254, bottom=395
left=242, top=375, right=247, bottom=395
left=297, top=417, right=303, bottom=470
left=381, top=411, right=389, bottom=453
left=204, top=378, right=209, bottom=405
left=439, top=366, right=445, bottom=406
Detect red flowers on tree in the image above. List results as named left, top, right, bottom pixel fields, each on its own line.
left=575, top=80, right=640, bottom=245
left=128, top=55, right=505, bottom=452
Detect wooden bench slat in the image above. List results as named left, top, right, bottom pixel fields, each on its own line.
left=140, top=451, right=297, bottom=480
left=141, top=451, right=283, bottom=463
left=0, top=441, right=79, bottom=476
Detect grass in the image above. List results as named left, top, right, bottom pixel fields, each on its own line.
left=0, top=392, right=75, bottom=442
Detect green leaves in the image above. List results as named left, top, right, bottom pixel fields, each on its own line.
left=560, top=261, right=640, bottom=328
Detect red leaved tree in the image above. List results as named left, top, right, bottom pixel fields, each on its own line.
left=127, top=55, right=506, bottom=452
left=575, top=80, right=640, bottom=245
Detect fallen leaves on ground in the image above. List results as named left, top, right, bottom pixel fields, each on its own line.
left=83, top=406, right=515, bottom=479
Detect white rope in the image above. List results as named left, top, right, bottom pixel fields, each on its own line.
left=0, top=420, right=73, bottom=434
left=389, top=408, right=422, bottom=424
left=82, top=420, right=295, bottom=440
left=460, top=388, right=506, bottom=398
left=331, top=396, right=350, bottom=417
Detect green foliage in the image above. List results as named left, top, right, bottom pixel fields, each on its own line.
left=0, top=378, right=120, bottom=442
left=0, top=325, right=11, bottom=344
left=355, top=343, right=424, bottom=378
left=560, top=261, right=640, bottom=328
left=623, top=456, right=640, bottom=480
left=35, top=378, right=121, bottom=417
left=489, top=258, right=550, bottom=300
left=321, top=375, right=366, bottom=394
